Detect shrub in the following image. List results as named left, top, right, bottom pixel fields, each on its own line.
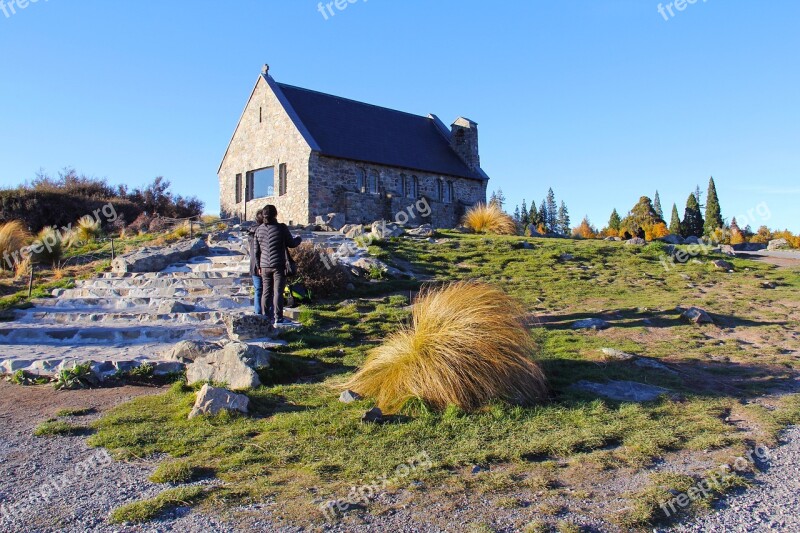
left=0, top=220, right=30, bottom=270
left=345, top=281, right=547, bottom=413
left=291, top=242, right=348, bottom=298
left=54, top=363, right=98, bottom=390
left=462, top=203, right=517, bottom=235
left=128, top=213, right=152, bottom=234
left=75, top=215, right=102, bottom=243
left=31, top=227, right=65, bottom=266
left=148, top=216, right=173, bottom=233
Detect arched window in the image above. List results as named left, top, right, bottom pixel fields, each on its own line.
left=368, top=170, right=379, bottom=194
left=357, top=168, right=367, bottom=193
left=406, top=175, right=418, bottom=198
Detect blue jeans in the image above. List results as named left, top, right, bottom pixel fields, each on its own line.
left=252, top=275, right=263, bottom=315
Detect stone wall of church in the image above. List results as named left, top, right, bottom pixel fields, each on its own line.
left=308, top=154, right=486, bottom=227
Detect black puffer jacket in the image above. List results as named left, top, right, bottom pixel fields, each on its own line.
left=254, top=222, right=302, bottom=271
left=247, top=225, right=260, bottom=276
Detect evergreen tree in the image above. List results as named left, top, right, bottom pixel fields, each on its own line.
left=669, top=203, right=682, bottom=235
left=681, top=193, right=704, bottom=237
left=538, top=198, right=548, bottom=232
left=608, top=209, right=621, bottom=231
left=529, top=199, right=539, bottom=227
left=556, top=201, right=570, bottom=235
left=545, top=188, right=558, bottom=233
left=520, top=199, right=529, bottom=225
left=694, top=185, right=704, bottom=210
left=704, top=176, right=723, bottom=235
left=620, top=196, right=660, bottom=237
left=513, top=205, right=521, bottom=225
left=653, top=191, right=664, bottom=222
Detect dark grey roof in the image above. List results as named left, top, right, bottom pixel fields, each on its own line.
left=275, top=82, right=486, bottom=181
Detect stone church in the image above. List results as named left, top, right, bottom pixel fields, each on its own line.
left=218, top=66, right=490, bottom=227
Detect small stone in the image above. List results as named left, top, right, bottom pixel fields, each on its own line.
left=711, top=259, right=734, bottom=271
left=188, top=384, right=249, bottom=419
left=572, top=318, right=611, bottom=330
left=361, top=407, right=384, bottom=424
left=406, top=224, right=434, bottom=238
left=572, top=380, right=671, bottom=402
left=471, top=465, right=488, bottom=475
left=601, top=348, right=637, bottom=361
left=682, top=307, right=714, bottom=325
left=339, top=390, right=362, bottom=404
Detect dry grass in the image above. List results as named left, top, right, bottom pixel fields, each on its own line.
left=13, top=257, right=31, bottom=279
left=345, top=281, right=547, bottom=413
left=0, top=220, right=31, bottom=270
left=31, top=227, right=64, bottom=266
left=75, top=215, right=102, bottom=243
left=463, top=203, right=517, bottom=235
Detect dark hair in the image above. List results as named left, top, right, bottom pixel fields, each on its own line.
left=263, top=204, right=278, bottom=223
left=255, top=208, right=264, bottom=225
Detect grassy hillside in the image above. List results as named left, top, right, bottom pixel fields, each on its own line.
left=89, top=233, right=800, bottom=530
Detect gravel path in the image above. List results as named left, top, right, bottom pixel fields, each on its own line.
left=669, top=426, right=800, bottom=533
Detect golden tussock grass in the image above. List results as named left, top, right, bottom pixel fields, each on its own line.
left=462, top=203, right=517, bottom=235
left=345, top=281, right=547, bottom=413
left=0, top=220, right=31, bottom=269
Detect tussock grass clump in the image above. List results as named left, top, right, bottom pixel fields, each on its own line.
left=0, top=220, right=30, bottom=269
left=345, top=281, right=547, bottom=413
left=33, top=419, right=86, bottom=437
left=75, top=215, right=102, bottom=243
left=31, top=226, right=65, bottom=266
left=463, top=203, right=517, bottom=235
left=109, top=485, right=205, bottom=524
left=149, top=459, right=196, bottom=484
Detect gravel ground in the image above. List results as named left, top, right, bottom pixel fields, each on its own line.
left=1, top=381, right=799, bottom=532
left=669, top=426, right=800, bottom=533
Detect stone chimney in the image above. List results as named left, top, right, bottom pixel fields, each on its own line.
left=450, top=117, right=480, bottom=171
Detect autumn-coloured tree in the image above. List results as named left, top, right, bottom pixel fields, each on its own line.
left=730, top=217, right=745, bottom=245
left=573, top=216, right=597, bottom=239
left=644, top=222, right=670, bottom=241
left=621, top=196, right=660, bottom=237
left=749, top=226, right=772, bottom=244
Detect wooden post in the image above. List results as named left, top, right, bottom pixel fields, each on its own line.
left=110, top=238, right=115, bottom=260
left=189, top=220, right=194, bottom=239
left=27, top=263, right=34, bottom=298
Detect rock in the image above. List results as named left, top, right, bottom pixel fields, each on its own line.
left=326, top=213, right=346, bottom=231
left=336, top=242, right=359, bottom=258
left=406, top=224, right=434, bottom=238
left=633, top=358, right=678, bottom=374
left=626, top=238, right=646, bottom=246
left=761, top=281, right=777, bottom=290
left=152, top=361, right=185, bottom=375
left=719, top=245, right=736, bottom=256
left=156, top=300, right=189, bottom=314
left=112, top=238, right=209, bottom=274
left=339, top=390, right=363, bottom=404
left=371, top=221, right=404, bottom=239
left=524, top=224, right=541, bottom=237
left=573, top=380, right=671, bottom=402
left=682, top=307, right=714, bottom=325
left=768, top=238, right=790, bottom=251
left=471, top=465, right=488, bottom=475
left=351, top=257, right=403, bottom=279
left=206, top=231, right=233, bottom=245
left=732, top=242, right=767, bottom=252
left=185, top=342, right=272, bottom=390
left=604, top=236, right=622, bottom=241
left=188, top=384, right=249, bottom=419
left=341, top=224, right=365, bottom=239
left=601, top=348, right=637, bottom=361
left=160, top=340, right=219, bottom=363
left=559, top=253, right=575, bottom=261
left=659, top=234, right=684, bottom=245
left=572, top=318, right=611, bottom=330
left=516, top=241, right=534, bottom=250
left=711, top=259, right=734, bottom=271
left=361, top=407, right=384, bottom=424
left=684, top=236, right=702, bottom=245
left=224, top=312, right=274, bottom=341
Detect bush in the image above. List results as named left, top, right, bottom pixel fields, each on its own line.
left=345, top=281, right=547, bottom=413
left=0, top=220, right=30, bottom=270
left=291, top=242, right=348, bottom=298
left=148, top=216, right=173, bottom=233
left=75, top=215, right=102, bottom=243
left=462, top=203, right=517, bottom=235
left=128, top=213, right=152, bottom=234
left=31, top=227, right=65, bottom=266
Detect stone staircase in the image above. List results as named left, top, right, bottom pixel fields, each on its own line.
left=0, top=233, right=256, bottom=378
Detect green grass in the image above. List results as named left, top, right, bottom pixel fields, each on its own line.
left=149, top=459, right=198, bottom=484
left=109, top=485, right=206, bottom=524
left=56, top=407, right=96, bottom=417
left=34, top=419, right=87, bottom=437
left=86, top=233, right=800, bottom=526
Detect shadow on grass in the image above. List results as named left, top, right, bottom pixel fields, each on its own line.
left=534, top=308, right=788, bottom=330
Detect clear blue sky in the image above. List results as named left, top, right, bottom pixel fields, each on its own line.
left=1, top=0, right=798, bottom=231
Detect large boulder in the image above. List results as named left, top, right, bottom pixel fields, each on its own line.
left=659, top=234, right=684, bottom=245
left=524, top=225, right=542, bottom=237
left=625, top=238, right=647, bottom=246
left=341, top=224, right=365, bottom=239
left=160, top=340, right=220, bottom=363
left=406, top=224, right=434, bottom=238
left=351, top=257, right=403, bottom=279
left=371, top=221, right=404, bottom=239
left=719, top=245, right=736, bottom=256
left=768, top=238, right=790, bottom=251
left=684, top=236, right=702, bottom=245
left=681, top=307, right=714, bottom=325
left=188, top=384, right=250, bottom=419
left=224, top=312, right=274, bottom=341
left=112, top=238, right=209, bottom=274
left=326, top=213, right=346, bottom=231
left=711, top=259, right=734, bottom=271
left=186, top=342, right=272, bottom=390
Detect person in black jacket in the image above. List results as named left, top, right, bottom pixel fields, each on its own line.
left=247, top=209, right=265, bottom=315
left=254, top=205, right=302, bottom=325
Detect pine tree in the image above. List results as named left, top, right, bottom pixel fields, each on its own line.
left=681, top=193, right=704, bottom=237
left=556, top=201, right=570, bottom=235
left=695, top=185, right=704, bottom=210
left=520, top=199, right=529, bottom=225
left=545, top=188, right=558, bottom=233
left=529, top=199, right=539, bottom=227
left=608, top=209, right=621, bottom=231
left=704, top=176, right=723, bottom=235
left=620, top=196, right=660, bottom=237
left=538, top=198, right=548, bottom=233
left=653, top=191, right=664, bottom=222
left=513, top=205, right=521, bottom=225
left=669, top=203, right=682, bottom=235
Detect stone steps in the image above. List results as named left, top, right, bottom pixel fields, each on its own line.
left=53, top=286, right=251, bottom=299
left=14, top=310, right=226, bottom=325
left=30, top=295, right=251, bottom=311
left=0, top=324, right=217, bottom=345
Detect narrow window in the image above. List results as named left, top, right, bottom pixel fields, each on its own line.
left=407, top=176, right=418, bottom=199
left=436, top=179, right=443, bottom=202
left=444, top=181, right=454, bottom=204
left=400, top=175, right=407, bottom=196
left=259, top=107, right=262, bottom=123
left=248, top=167, right=275, bottom=199
left=235, top=174, right=242, bottom=204
left=357, top=168, right=367, bottom=193
left=279, top=164, right=287, bottom=196
left=368, top=170, right=379, bottom=194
